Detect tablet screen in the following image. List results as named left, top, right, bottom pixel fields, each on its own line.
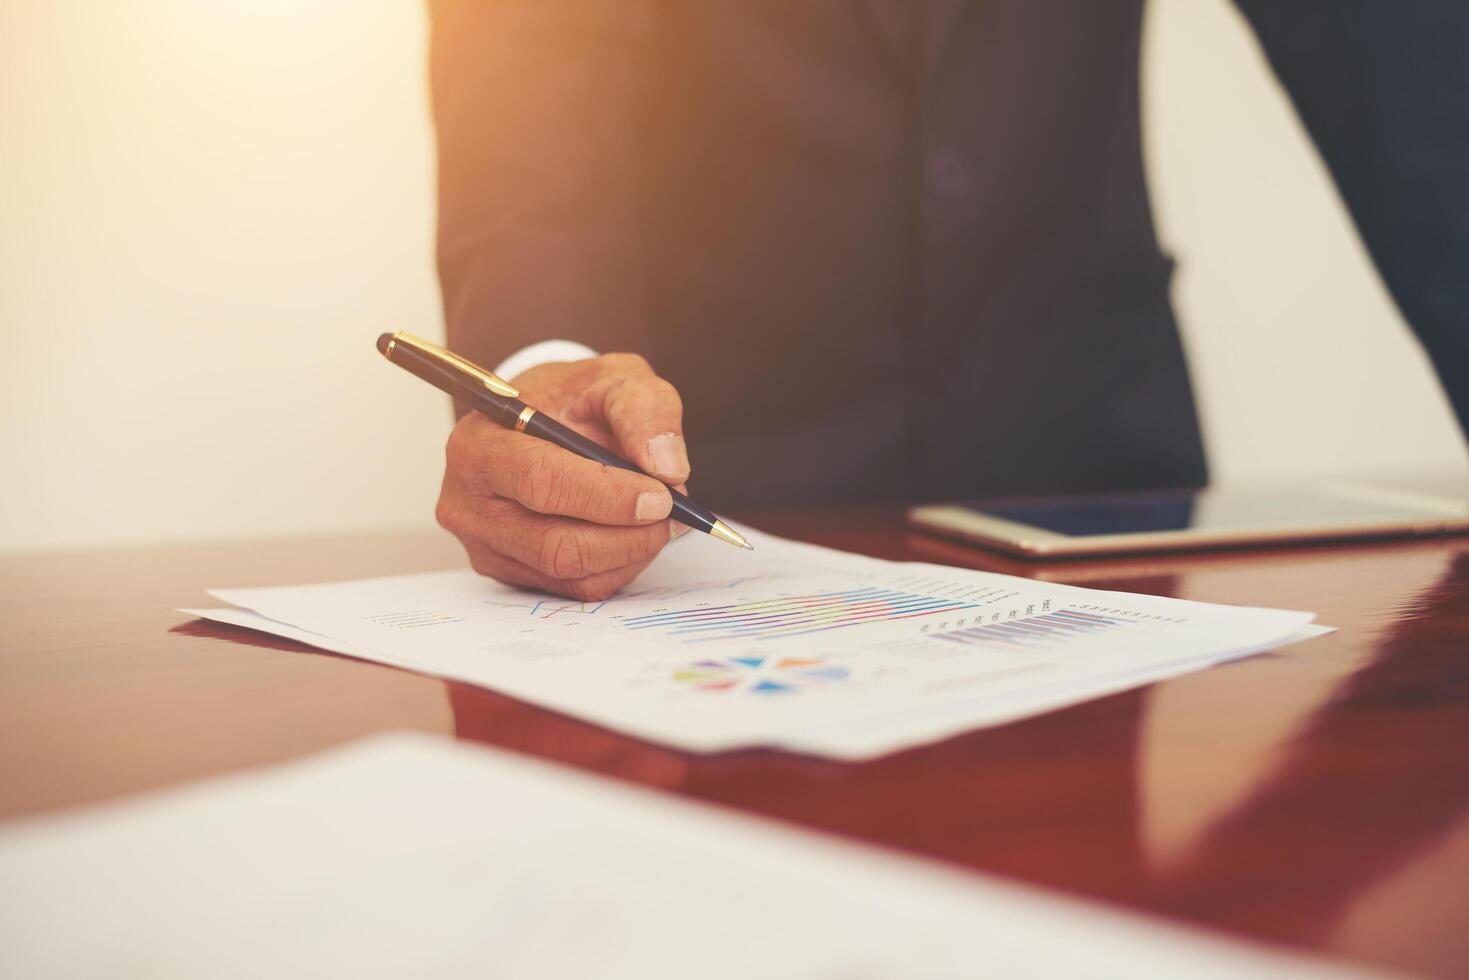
left=964, top=487, right=1452, bottom=538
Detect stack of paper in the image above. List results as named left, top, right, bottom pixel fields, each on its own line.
left=0, top=735, right=1371, bottom=979
left=189, top=526, right=1326, bottom=759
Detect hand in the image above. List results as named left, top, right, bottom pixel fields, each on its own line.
left=436, top=353, right=691, bottom=601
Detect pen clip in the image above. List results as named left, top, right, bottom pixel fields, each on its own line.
left=387, top=332, right=521, bottom=398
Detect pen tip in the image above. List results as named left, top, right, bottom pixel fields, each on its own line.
left=376, top=333, right=394, bottom=358
left=709, top=520, right=752, bottom=551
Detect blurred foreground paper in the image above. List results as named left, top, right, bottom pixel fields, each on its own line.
left=190, top=526, right=1328, bottom=759
left=0, top=734, right=1375, bottom=979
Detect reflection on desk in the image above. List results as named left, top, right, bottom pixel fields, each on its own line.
left=1, top=510, right=1467, bottom=977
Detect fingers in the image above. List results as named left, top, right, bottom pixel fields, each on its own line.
left=447, top=414, right=672, bottom=526
left=582, top=354, right=690, bottom=484
left=438, top=354, right=692, bottom=602
left=461, top=537, right=657, bottom=603
left=449, top=497, right=676, bottom=581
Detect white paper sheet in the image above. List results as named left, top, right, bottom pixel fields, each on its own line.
left=0, top=734, right=1375, bottom=979
left=188, top=526, right=1325, bottom=758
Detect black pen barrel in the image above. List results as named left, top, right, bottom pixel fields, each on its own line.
left=378, top=331, right=742, bottom=546
left=521, top=411, right=716, bottom=534
left=382, top=337, right=523, bottom=426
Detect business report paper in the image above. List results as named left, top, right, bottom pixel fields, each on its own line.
left=0, top=734, right=1375, bottom=979
left=188, top=525, right=1327, bottom=759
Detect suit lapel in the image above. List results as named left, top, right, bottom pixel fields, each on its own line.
left=923, top=0, right=966, bottom=84
left=852, top=0, right=920, bottom=89
left=853, top=0, right=968, bottom=91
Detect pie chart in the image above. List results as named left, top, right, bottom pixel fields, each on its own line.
left=670, top=655, right=851, bottom=694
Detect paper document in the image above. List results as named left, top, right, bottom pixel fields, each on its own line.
left=0, top=734, right=1374, bottom=979
left=190, top=526, right=1325, bottom=758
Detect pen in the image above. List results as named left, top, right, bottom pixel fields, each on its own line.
left=376, top=332, right=752, bottom=550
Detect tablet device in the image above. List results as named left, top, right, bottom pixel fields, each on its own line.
left=907, top=482, right=1469, bottom=558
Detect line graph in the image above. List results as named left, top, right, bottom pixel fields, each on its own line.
left=528, top=599, right=609, bottom=619
left=481, top=598, right=610, bottom=620
left=620, top=587, right=981, bottom=643
left=621, top=576, right=774, bottom=604
left=473, top=575, right=796, bottom=629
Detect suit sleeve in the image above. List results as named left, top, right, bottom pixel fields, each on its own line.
left=1232, top=0, right=1469, bottom=434
left=429, top=0, right=655, bottom=373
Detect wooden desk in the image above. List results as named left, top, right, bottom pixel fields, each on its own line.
left=3, top=513, right=1467, bottom=977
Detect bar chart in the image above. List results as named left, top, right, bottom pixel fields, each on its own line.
left=932, top=608, right=1129, bottom=649
left=620, top=587, right=980, bottom=643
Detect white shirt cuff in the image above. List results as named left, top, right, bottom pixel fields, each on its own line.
left=493, top=340, right=600, bottom=382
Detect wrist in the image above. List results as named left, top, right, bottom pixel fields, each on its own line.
left=494, top=340, right=600, bottom=383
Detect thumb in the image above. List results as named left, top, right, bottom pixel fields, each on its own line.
left=591, top=371, right=690, bottom=485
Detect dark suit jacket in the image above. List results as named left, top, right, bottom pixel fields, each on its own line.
left=430, top=1, right=1469, bottom=508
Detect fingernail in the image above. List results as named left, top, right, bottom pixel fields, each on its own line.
left=636, top=490, right=670, bottom=522
left=669, top=521, right=689, bottom=540
left=648, top=433, right=689, bottom=481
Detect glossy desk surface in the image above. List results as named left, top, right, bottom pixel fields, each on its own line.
left=3, top=512, right=1467, bottom=977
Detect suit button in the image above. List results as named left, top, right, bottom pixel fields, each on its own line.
left=926, top=149, right=970, bottom=196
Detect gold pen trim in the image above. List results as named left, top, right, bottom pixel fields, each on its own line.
left=514, top=406, right=537, bottom=432
left=709, top=520, right=753, bottom=550
left=386, top=331, right=521, bottom=398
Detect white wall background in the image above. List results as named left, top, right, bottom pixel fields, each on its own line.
left=1145, top=0, right=1467, bottom=485
left=3, top=0, right=1465, bottom=554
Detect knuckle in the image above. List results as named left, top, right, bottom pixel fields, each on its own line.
left=513, top=448, right=559, bottom=511
left=462, top=539, right=504, bottom=581
left=645, top=377, right=682, bottom=414
left=537, top=526, right=591, bottom=580
left=467, top=551, right=496, bottom=578
left=434, top=496, right=459, bottom=533
left=444, top=429, right=465, bottom=469
left=444, top=416, right=478, bottom=467
left=602, top=351, right=650, bottom=375
left=558, top=470, right=597, bottom=519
